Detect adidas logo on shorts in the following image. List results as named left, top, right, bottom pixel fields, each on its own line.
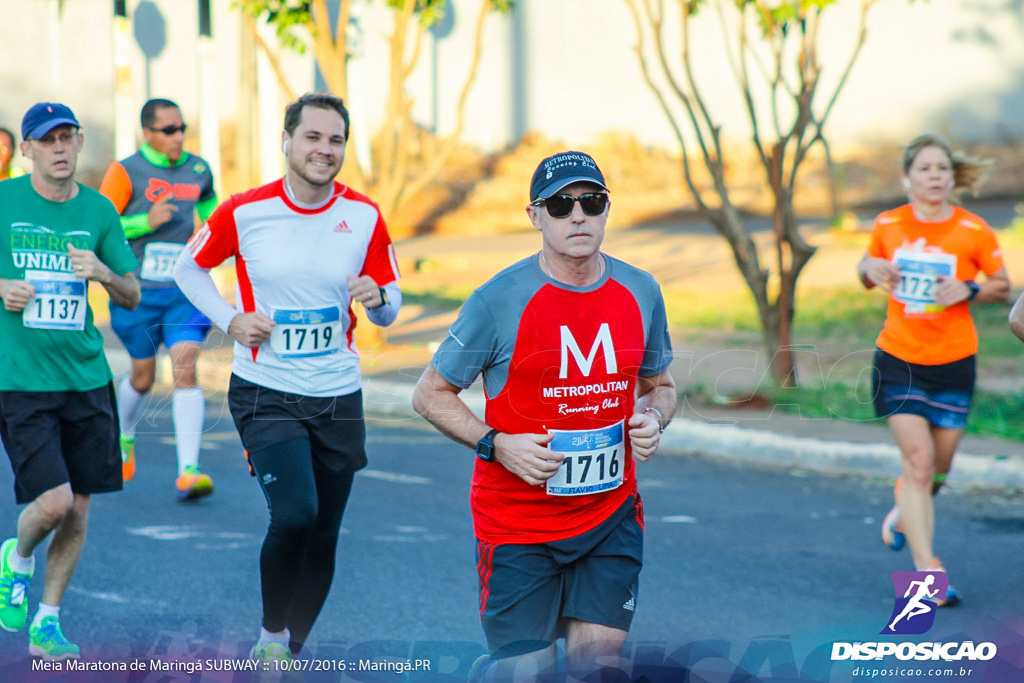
left=622, top=597, right=635, bottom=612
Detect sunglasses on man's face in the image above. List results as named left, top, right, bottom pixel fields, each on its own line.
left=147, top=124, right=187, bottom=136
left=532, top=193, right=609, bottom=218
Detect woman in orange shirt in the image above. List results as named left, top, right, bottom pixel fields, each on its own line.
left=857, top=134, right=1010, bottom=605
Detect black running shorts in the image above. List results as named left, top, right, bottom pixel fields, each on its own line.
left=227, top=374, right=367, bottom=474
left=475, top=492, right=644, bottom=659
left=0, top=383, right=122, bottom=504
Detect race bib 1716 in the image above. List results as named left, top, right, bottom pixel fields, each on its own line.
left=545, top=420, right=625, bottom=496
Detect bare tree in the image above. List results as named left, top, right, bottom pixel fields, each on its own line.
left=237, top=0, right=512, bottom=219
left=624, top=0, right=876, bottom=386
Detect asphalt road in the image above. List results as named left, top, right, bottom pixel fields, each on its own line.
left=1, top=396, right=1023, bottom=682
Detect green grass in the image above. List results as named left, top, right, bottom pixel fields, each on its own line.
left=765, top=383, right=1024, bottom=442
left=404, top=276, right=1024, bottom=440
left=667, top=285, right=1024, bottom=441
left=400, top=288, right=476, bottom=311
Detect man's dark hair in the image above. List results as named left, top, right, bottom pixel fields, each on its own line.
left=140, top=98, right=180, bottom=129
left=0, top=126, right=14, bottom=149
left=283, top=93, right=350, bottom=141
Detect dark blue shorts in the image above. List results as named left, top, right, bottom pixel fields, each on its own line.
left=110, top=286, right=211, bottom=359
left=0, top=384, right=122, bottom=504
left=872, top=349, right=975, bottom=430
left=475, top=492, right=644, bottom=659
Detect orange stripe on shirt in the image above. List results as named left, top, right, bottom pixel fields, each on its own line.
left=98, top=162, right=133, bottom=214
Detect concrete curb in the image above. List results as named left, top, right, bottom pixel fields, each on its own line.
left=362, top=378, right=1024, bottom=492
left=107, top=345, right=1024, bottom=493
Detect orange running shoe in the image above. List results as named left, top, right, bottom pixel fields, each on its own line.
left=120, top=435, right=136, bottom=482
left=175, top=465, right=214, bottom=501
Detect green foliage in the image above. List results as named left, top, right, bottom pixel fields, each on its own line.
left=384, top=0, right=446, bottom=26
left=238, top=0, right=513, bottom=51
left=236, top=0, right=312, bottom=53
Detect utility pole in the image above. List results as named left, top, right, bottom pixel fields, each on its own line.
left=113, top=0, right=135, bottom=160
left=196, top=0, right=222, bottom=196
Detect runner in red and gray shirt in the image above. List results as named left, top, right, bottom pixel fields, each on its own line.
left=413, top=151, right=676, bottom=680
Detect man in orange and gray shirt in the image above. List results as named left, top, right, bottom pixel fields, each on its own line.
left=99, top=98, right=217, bottom=500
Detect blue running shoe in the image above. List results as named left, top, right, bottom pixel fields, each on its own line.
left=29, top=616, right=80, bottom=660
left=468, top=654, right=497, bottom=682
left=881, top=505, right=906, bottom=551
left=926, top=558, right=961, bottom=607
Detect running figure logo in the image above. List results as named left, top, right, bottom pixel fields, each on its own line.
left=882, top=571, right=948, bottom=635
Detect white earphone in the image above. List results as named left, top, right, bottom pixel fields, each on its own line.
left=282, top=140, right=289, bottom=154
left=902, top=178, right=910, bottom=191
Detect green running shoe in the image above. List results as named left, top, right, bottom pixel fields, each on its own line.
left=250, top=640, right=298, bottom=680
left=29, top=615, right=80, bottom=661
left=0, top=538, right=32, bottom=633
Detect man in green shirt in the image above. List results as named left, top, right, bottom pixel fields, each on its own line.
left=0, top=102, right=140, bottom=661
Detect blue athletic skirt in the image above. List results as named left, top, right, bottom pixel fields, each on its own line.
left=872, top=348, right=975, bottom=430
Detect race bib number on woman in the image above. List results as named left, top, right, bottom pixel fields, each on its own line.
left=140, top=242, right=185, bottom=282
left=546, top=421, right=624, bottom=496
left=892, top=248, right=956, bottom=314
left=22, top=270, right=87, bottom=331
left=269, top=306, right=343, bottom=358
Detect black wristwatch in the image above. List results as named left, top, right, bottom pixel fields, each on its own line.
left=964, top=280, right=980, bottom=301
left=475, top=428, right=500, bottom=462
left=371, top=286, right=389, bottom=309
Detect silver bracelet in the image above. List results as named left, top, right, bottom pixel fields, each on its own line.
left=641, top=406, right=665, bottom=433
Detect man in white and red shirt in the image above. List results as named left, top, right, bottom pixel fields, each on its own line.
left=174, top=93, right=400, bottom=665
left=413, top=151, right=676, bottom=681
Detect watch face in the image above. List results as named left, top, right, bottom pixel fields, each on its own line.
left=476, top=439, right=495, bottom=461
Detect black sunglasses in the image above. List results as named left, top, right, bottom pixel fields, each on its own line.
left=532, top=193, right=609, bottom=218
left=147, top=124, right=187, bottom=136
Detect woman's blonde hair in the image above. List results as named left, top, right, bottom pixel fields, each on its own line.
left=902, top=134, right=992, bottom=196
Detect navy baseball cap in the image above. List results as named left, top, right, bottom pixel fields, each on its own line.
left=530, top=151, right=609, bottom=202
left=22, top=102, right=80, bottom=140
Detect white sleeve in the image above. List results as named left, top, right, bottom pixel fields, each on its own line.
left=173, top=249, right=239, bottom=334
left=365, top=281, right=402, bottom=327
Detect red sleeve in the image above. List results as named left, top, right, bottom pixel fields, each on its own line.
left=99, top=162, right=133, bottom=214
left=361, top=213, right=401, bottom=285
left=187, top=197, right=239, bottom=269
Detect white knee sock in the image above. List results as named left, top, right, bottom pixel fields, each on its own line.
left=117, top=375, right=148, bottom=438
left=173, top=387, right=205, bottom=474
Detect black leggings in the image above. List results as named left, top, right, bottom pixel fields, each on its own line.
left=248, top=440, right=355, bottom=652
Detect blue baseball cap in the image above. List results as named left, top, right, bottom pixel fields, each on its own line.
left=22, top=102, right=80, bottom=141
left=530, top=151, right=609, bottom=202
